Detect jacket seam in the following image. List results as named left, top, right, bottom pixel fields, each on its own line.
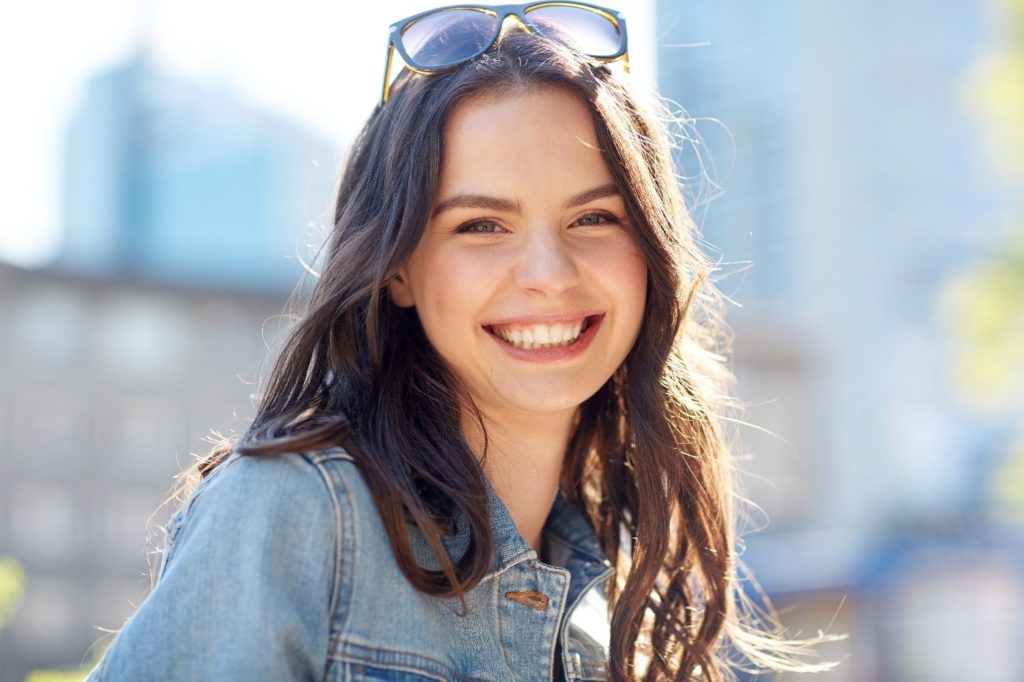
left=329, top=639, right=492, bottom=682
left=328, top=646, right=448, bottom=681
left=301, top=449, right=357, bottom=678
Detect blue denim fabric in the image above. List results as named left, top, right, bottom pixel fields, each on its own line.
left=85, top=447, right=614, bottom=681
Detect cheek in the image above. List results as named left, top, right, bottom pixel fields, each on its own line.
left=590, top=237, right=648, bottom=316
left=606, top=245, right=649, bottom=358
left=406, top=249, right=498, bottom=342
left=618, top=240, right=648, bottom=289
left=623, top=258, right=649, bottom=338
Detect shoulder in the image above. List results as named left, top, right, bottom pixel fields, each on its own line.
left=166, top=445, right=372, bottom=614
left=86, top=446, right=366, bottom=680
left=168, top=447, right=359, bottom=536
left=182, top=445, right=357, bottom=508
left=163, top=446, right=362, bottom=572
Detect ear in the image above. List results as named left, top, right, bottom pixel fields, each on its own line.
left=387, top=267, right=415, bottom=308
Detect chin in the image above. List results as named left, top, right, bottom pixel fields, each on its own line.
left=498, top=387, right=603, bottom=417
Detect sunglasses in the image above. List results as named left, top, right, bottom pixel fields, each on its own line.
left=381, top=2, right=629, bottom=105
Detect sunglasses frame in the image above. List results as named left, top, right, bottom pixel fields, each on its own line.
left=380, top=2, right=629, bottom=105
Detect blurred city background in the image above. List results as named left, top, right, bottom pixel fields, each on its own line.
left=1, top=0, right=1022, bottom=679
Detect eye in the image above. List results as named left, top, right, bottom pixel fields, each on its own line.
left=456, top=219, right=504, bottom=234
left=573, top=212, right=619, bottom=227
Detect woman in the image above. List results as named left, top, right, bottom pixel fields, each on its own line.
left=86, top=4, right=833, bottom=680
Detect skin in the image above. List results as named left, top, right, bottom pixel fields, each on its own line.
left=389, top=85, right=647, bottom=552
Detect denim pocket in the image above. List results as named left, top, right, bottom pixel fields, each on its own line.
left=346, top=663, right=448, bottom=681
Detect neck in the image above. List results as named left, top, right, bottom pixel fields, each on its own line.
left=462, top=406, right=576, bottom=553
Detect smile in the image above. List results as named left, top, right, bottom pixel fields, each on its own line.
left=487, top=317, right=594, bottom=350
left=483, top=313, right=604, bottom=360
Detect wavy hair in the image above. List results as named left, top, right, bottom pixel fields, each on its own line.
left=164, top=29, right=836, bottom=681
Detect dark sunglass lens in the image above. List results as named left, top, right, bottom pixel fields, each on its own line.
left=400, top=9, right=499, bottom=68
left=526, top=6, right=622, bottom=57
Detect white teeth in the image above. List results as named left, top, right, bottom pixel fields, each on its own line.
left=491, top=318, right=590, bottom=350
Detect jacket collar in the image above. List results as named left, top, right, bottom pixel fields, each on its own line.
left=412, top=473, right=611, bottom=569
left=482, top=476, right=614, bottom=611
left=480, top=472, right=609, bottom=569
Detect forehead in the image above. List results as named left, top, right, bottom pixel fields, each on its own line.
left=437, top=85, right=613, bottom=193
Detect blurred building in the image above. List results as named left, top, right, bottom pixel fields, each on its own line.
left=655, top=1, right=1024, bottom=679
left=0, top=263, right=290, bottom=679
left=0, top=55, right=332, bottom=681
left=59, top=54, right=338, bottom=293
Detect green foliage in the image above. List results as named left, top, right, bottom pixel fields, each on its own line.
left=969, top=0, right=1024, bottom=174
left=0, top=557, right=26, bottom=629
left=990, top=430, right=1024, bottom=521
left=946, top=0, right=1024, bottom=521
left=940, top=232, right=1024, bottom=412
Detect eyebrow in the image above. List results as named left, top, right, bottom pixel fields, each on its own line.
left=431, top=194, right=520, bottom=218
left=563, top=182, right=620, bottom=209
left=431, top=182, right=620, bottom=218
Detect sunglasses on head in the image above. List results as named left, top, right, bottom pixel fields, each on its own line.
left=381, top=2, right=629, bottom=105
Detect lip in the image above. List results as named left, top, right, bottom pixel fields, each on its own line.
left=483, top=310, right=602, bottom=328
left=483, top=313, right=604, bottom=363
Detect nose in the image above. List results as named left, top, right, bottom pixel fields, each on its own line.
left=514, top=228, right=581, bottom=296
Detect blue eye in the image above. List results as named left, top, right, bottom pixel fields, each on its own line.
left=574, top=213, right=617, bottom=227
left=457, top=220, right=502, bottom=234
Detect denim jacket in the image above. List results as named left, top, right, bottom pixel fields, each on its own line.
left=85, top=447, right=614, bottom=681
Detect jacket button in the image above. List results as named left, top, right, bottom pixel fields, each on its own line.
left=504, top=590, right=548, bottom=610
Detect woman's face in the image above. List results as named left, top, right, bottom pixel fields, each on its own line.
left=389, top=85, right=647, bottom=423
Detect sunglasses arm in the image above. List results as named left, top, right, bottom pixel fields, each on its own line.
left=380, top=41, right=397, bottom=107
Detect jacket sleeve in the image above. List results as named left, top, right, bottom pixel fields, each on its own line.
left=85, top=451, right=340, bottom=681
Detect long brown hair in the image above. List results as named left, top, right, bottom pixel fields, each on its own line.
left=167, top=29, right=836, bottom=681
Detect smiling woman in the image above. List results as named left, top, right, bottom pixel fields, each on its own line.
left=390, top=86, right=646, bottom=417
left=84, top=3, right=836, bottom=681
left=388, top=86, right=648, bottom=553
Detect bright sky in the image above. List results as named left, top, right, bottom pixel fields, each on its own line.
left=0, top=0, right=654, bottom=268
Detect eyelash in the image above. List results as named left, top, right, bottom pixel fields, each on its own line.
left=455, top=212, right=620, bottom=234
left=574, top=212, right=618, bottom=227
left=457, top=220, right=503, bottom=234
